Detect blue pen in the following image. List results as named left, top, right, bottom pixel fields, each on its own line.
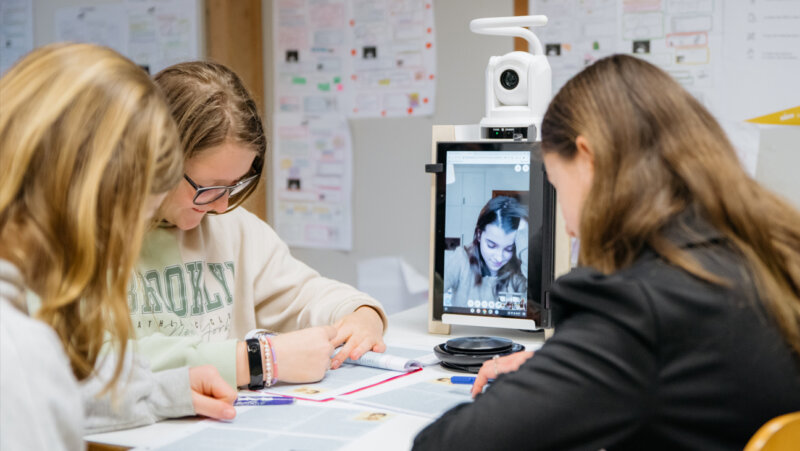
left=234, top=396, right=294, bottom=406
left=450, top=376, right=496, bottom=385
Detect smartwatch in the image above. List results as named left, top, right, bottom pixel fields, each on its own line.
left=245, top=338, right=265, bottom=390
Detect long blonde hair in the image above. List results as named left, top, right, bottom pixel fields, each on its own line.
left=154, top=61, right=266, bottom=213
left=541, top=54, right=800, bottom=355
left=0, top=43, right=183, bottom=386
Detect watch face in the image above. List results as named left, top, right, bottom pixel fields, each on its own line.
left=248, top=342, right=259, bottom=353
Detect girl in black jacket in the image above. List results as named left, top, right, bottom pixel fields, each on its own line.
left=414, top=54, right=800, bottom=451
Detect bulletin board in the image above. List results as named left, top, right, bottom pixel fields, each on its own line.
left=527, top=0, right=800, bottom=174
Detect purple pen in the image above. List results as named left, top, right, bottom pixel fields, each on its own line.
left=234, top=397, right=295, bottom=406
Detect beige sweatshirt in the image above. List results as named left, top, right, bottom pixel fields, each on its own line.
left=129, top=207, right=387, bottom=388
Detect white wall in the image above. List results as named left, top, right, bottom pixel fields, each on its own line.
left=23, top=0, right=799, bottom=287
left=757, top=127, right=800, bottom=209
left=264, top=0, right=516, bottom=285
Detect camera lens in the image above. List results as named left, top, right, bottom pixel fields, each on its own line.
left=500, top=69, right=519, bottom=90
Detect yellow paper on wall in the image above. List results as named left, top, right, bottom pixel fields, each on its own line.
left=746, top=106, right=800, bottom=126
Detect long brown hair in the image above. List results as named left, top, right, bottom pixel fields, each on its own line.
left=466, top=196, right=528, bottom=296
left=154, top=61, right=266, bottom=213
left=0, top=43, right=183, bottom=386
left=541, top=54, right=800, bottom=355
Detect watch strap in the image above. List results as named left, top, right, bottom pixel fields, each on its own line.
left=245, top=338, right=265, bottom=390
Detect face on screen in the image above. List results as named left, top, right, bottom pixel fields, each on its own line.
left=479, top=223, right=516, bottom=276
left=442, top=150, right=533, bottom=319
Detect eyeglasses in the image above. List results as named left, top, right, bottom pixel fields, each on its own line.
left=183, top=173, right=260, bottom=207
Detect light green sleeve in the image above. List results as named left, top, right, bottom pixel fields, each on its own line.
left=134, top=333, right=239, bottom=389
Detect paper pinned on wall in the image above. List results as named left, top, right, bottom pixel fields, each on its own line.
left=125, top=0, right=200, bottom=74
left=721, top=0, right=800, bottom=124
left=55, top=4, right=128, bottom=55
left=273, top=0, right=347, bottom=116
left=272, top=114, right=354, bottom=250
left=54, top=1, right=200, bottom=76
left=747, top=106, right=800, bottom=126
left=343, top=0, right=437, bottom=117
left=0, top=0, right=34, bottom=75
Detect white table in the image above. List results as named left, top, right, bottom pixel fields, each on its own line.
left=86, top=303, right=545, bottom=450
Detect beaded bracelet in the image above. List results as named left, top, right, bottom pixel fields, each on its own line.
left=265, top=335, right=278, bottom=383
left=257, top=333, right=278, bottom=387
left=257, top=334, right=275, bottom=387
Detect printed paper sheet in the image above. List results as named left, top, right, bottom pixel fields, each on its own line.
left=259, top=346, right=432, bottom=401
left=0, top=0, right=33, bottom=75
left=272, top=114, right=354, bottom=250
left=344, top=0, right=437, bottom=117
left=54, top=0, right=200, bottom=75
left=146, top=404, right=400, bottom=451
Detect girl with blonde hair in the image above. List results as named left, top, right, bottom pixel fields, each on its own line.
left=415, top=54, right=800, bottom=449
left=0, top=43, right=235, bottom=449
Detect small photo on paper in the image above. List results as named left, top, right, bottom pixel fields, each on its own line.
left=354, top=412, right=391, bottom=422
left=633, top=40, right=650, bottom=54
left=292, top=387, right=323, bottom=395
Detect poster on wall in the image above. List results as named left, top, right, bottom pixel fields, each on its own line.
left=274, top=0, right=348, bottom=116
left=272, top=0, right=437, bottom=249
left=273, top=114, right=354, bottom=250
left=529, top=0, right=800, bottom=175
left=125, top=0, right=200, bottom=75
left=55, top=4, right=128, bottom=55
left=344, top=0, right=437, bottom=118
left=54, top=0, right=200, bottom=75
left=721, top=0, right=800, bottom=123
left=0, top=0, right=34, bottom=75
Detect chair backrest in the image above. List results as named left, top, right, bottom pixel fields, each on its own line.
left=744, top=412, right=800, bottom=451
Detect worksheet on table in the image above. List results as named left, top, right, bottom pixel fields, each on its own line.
left=260, top=346, right=436, bottom=401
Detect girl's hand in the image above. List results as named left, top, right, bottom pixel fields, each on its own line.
left=270, top=326, right=337, bottom=383
left=471, top=351, right=534, bottom=397
left=330, top=306, right=386, bottom=369
left=189, top=365, right=237, bottom=420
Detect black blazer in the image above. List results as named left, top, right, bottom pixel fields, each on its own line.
left=414, top=212, right=800, bottom=450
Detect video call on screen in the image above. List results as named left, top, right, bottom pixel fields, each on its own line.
left=442, top=150, right=542, bottom=320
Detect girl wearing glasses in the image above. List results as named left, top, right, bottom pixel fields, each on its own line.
left=0, top=44, right=236, bottom=449
left=128, top=61, right=386, bottom=391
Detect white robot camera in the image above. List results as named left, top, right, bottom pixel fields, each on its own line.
left=470, top=15, right=551, bottom=140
